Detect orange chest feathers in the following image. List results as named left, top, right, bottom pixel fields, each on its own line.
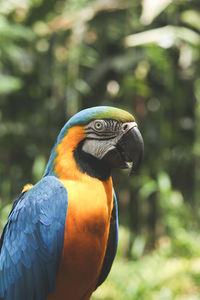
left=47, top=126, right=114, bottom=300
left=47, top=177, right=114, bottom=300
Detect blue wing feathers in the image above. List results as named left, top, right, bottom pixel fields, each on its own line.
left=0, top=176, right=68, bottom=300
left=96, top=189, right=119, bottom=288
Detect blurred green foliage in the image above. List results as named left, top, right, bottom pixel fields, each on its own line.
left=92, top=225, right=200, bottom=300
left=0, top=0, right=200, bottom=298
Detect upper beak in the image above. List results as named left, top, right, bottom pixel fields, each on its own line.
left=117, top=124, right=144, bottom=175
left=103, top=122, right=144, bottom=175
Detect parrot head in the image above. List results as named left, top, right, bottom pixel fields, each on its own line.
left=44, top=106, right=144, bottom=180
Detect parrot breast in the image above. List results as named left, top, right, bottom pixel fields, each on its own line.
left=47, top=177, right=113, bottom=300
left=47, top=125, right=114, bottom=300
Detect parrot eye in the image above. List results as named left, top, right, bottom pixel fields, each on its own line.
left=94, top=120, right=104, bottom=131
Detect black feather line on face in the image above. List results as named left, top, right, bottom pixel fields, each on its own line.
left=84, top=136, right=116, bottom=141
left=85, top=119, right=121, bottom=134
left=73, top=140, right=111, bottom=181
left=85, top=131, right=116, bottom=138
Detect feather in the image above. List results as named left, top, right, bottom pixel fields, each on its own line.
left=96, top=190, right=119, bottom=288
left=0, top=176, right=68, bottom=300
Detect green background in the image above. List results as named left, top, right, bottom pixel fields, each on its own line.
left=0, top=0, right=200, bottom=299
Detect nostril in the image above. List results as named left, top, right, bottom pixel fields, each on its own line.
left=123, top=124, right=128, bottom=131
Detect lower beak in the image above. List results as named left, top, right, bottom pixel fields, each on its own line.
left=118, top=126, right=144, bottom=175
left=103, top=125, right=144, bottom=175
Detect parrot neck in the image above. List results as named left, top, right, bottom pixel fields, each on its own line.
left=74, top=140, right=111, bottom=181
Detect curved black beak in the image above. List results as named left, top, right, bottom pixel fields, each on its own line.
left=103, top=124, right=144, bottom=175
left=118, top=126, right=144, bottom=175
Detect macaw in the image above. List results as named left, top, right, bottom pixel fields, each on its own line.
left=0, top=106, right=144, bottom=300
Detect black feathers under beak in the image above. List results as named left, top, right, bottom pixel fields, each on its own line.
left=103, top=125, right=144, bottom=175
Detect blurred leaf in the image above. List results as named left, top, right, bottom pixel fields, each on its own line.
left=125, top=26, right=200, bottom=48
left=32, top=155, right=46, bottom=181
left=0, top=74, right=23, bottom=93
left=0, top=16, right=34, bottom=41
left=131, top=235, right=146, bottom=259
left=158, top=172, right=171, bottom=194
left=75, top=78, right=91, bottom=94
left=181, top=10, right=200, bottom=31
left=141, top=0, right=172, bottom=25
left=0, top=203, right=12, bottom=232
left=139, top=179, right=157, bottom=198
left=0, top=0, right=30, bottom=15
